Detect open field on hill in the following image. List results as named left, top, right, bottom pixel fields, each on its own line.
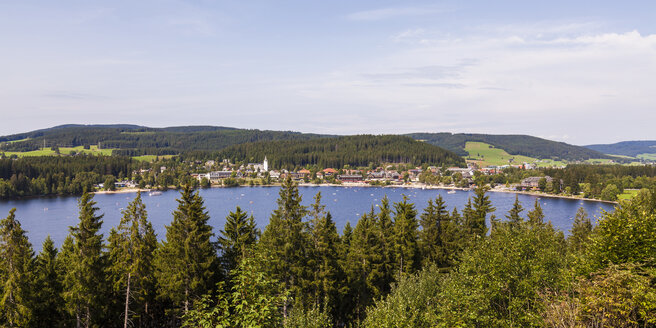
left=132, top=155, right=175, bottom=162
left=2, top=145, right=114, bottom=157
left=464, top=142, right=566, bottom=167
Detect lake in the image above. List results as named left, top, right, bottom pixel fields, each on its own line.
left=0, top=186, right=616, bottom=250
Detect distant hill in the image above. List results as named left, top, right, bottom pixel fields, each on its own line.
left=0, top=124, right=330, bottom=155
left=406, top=133, right=609, bottom=161
left=1, top=125, right=613, bottom=162
left=214, top=135, right=465, bottom=169
left=585, top=141, right=656, bottom=157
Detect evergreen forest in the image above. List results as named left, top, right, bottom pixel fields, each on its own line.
left=1, top=177, right=655, bottom=327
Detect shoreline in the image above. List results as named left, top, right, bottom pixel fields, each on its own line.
left=90, top=183, right=619, bottom=205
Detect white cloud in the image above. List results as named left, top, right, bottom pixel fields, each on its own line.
left=292, top=25, right=656, bottom=143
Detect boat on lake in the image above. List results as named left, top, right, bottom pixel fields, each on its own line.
left=149, top=191, right=163, bottom=196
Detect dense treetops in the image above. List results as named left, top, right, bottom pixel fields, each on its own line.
left=407, top=132, right=609, bottom=160
left=0, top=124, right=329, bottom=155
left=0, top=124, right=612, bottom=162
left=215, top=135, right=466, bottom=169
left=1, top=181, right=655, bottom=327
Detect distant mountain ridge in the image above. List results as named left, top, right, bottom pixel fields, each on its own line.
left=406, top=132, right=609, bottom=161
left=1, top=124, right=609, bottom=161
left=585, top=141, right=656, bottom=157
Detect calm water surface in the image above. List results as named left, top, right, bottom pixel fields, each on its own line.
left=0, top=186, right=616, bottom=250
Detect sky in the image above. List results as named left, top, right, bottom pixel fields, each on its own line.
left=1, top=0, right=655, bottom=145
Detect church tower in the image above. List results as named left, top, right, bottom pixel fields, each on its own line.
left=263, top=156, right=268, bottom=172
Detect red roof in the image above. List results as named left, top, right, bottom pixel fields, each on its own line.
left=323, top=168, right=338, bottom=173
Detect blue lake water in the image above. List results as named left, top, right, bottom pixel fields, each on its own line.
left=0, top=186, right=616, bottom=250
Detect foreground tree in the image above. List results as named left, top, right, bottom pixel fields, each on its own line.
left=63, top=192, right=107, bottom=328
left=218, top=206, right=259, bottom=276
left=183, top=254, right=287, bottom=328
left=33, top=236, right=65, bottom=327
left=393, top=195, right=420, bottom=275
left=107, top=191, right=157, bottom=327
left=419, top=196, right=450, bottom=267
left=306, top=193, right=341, bottom=313
left=259, top=176, right=309, bottom=316
left=155, top=186, right=218, bottom=320
left=0, top=208, right=34, bottom=327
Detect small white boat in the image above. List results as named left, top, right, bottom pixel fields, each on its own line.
left=447, top=190, right=456, bottom=194
left=148, top=191, right=162, bottom=196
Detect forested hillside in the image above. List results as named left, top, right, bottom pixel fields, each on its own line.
left=1, top=125, right=614, bottom=161
left=585, top=140, right=656, bottom=157
left=212, top=135, right=466, bottom=169
left=407, top=132, right=609, bottom=160
left=0, top=124, right=329, bottom=155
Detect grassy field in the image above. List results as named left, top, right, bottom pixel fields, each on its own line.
left=2, top=145, right=114, bottom=157
left=618, top=189, right=640, bottom=201
left=132, top=155, right=175, bottom=162
left=465, top=142, right=538, bottom=167
left=637, top=153, right=656, bottom=161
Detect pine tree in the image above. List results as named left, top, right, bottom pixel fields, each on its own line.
left=155, top=185, right=218, bottom=318
left=107, top=191, right=157, bottom=328
left=33, top=235, right=64, bottom=327
left=393, top=195, right=420, bottom=275
left=527, top=199, right=545, bottom=226
left=218, top=206, right=259, bottom=276
left=569, top=207, right=592, bottom=253
left=0, top=208, right=34, bottom=327
left=307, top=192, right=341, bottom=312
left=344, top=211, right=382, bottom=321
left=63, top=192, right=106, bottom=328
left=419, top=195, right=449, bottom=266
left=506, top=195, right=524, bottom=228
left=374, top=196, right=395, bottom=295
left=259, top=176, right=309, bottom=316
left=336, top=221, right=353, bottom=325
left=469, top=186, right=495, bottom=238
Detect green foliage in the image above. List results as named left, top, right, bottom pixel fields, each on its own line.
left=217, top=135, right=465, bottom=170
left=259, top=177, right=309, bottom=314
left=568, top=207, right=592, bottom=254
left=107, top=191, right=158, bottom=326
left=62, top=192, right=107, bottom=327
left=587, top=189, right=656, bottom=269
left=393, top=195, right=420, bottom=275
left=419, top=196, right=455, bottom=268
left=218, top=206, right=259, bottom=275
left=505, top=195, right=524, bottom=229
left=32, top=236, right=65, bottom=327
left=601, top=183, right=621, bottom=201
left=283, top=305, right=333, bottom=328
left=465, top=186, right=495, bottom=238
left=435, top=219, right=567, bottom=327
left=183, top=254, right=287, bottom=328
left=363, top=265, right=443, bottom=328
left=407, top=132, right=607, bottom=160
left=0, top=208, right=34, bottom=327
left=155, top=186, right=218, bottom=318
left=306, top=193, right=342, bottom=313
left=542, top=264, right=656, bottom=327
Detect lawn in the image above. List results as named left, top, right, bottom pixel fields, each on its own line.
left=618, top=189, right=640, bottom=201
